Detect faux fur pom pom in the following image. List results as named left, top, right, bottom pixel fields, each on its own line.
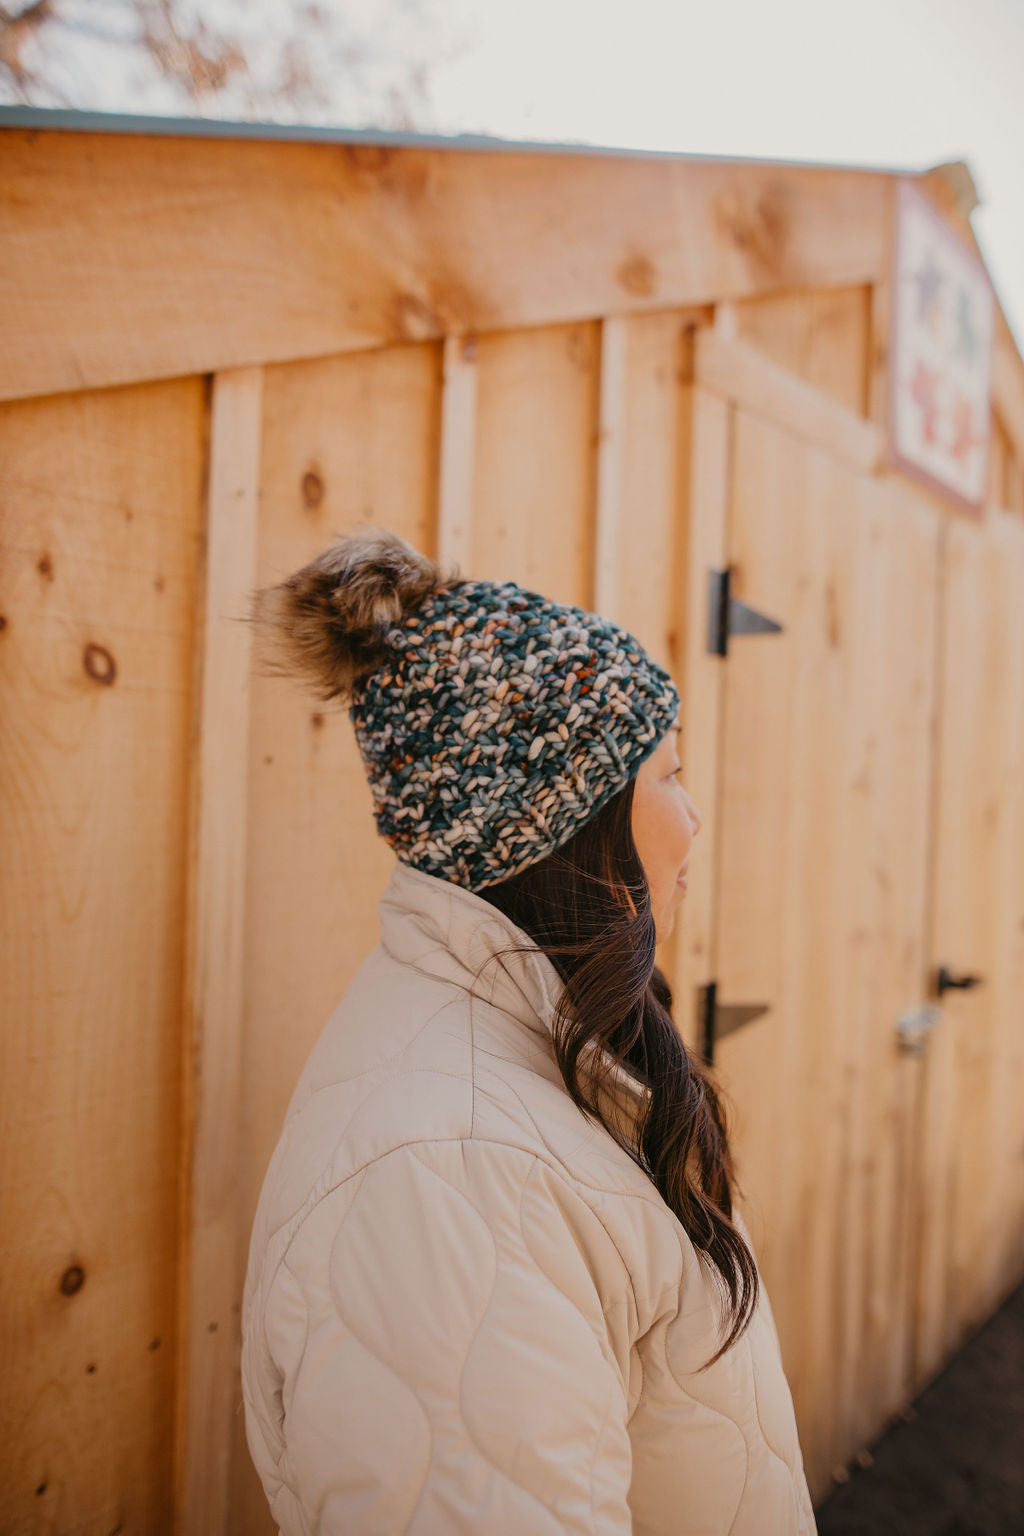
left=249, top=527, right=455, bottom=703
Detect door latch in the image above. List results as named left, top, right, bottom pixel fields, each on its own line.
left=935, top=965, right=984, bottom=998
left=895, top=1004, right=942, bottom=1056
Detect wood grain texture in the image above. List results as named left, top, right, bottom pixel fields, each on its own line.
left=229, top=341, right=441, bottom=1532
left=832, top=470, right=939, bottom=1456
left=613, top=313, right=707, bottom=682
left=735, top=283, right=873, bottom=419
left=714, top=407, right=941, bottom=1500
left=0, top=377, right=204, bottom=1532
left=469, top=322, right=597, bottom=604
left=606, top=311, right=708, bottom=1000
left=0, top=128, right=900, bottom=404
left=437, top=334, right=478, bottom=573
left=670, top=378, right=730, bottom=1053
left=992, top=336, right=1024, bottom=476
left=176, top=367, right=263, bottom=1535
left=3, top=121, right=1023, bottom=1528
left=988, top=412, right=1023, bottom=515
left=987, top=415, right=1011, bottom=508
left=914, top=505, right=1024, bottom=1385
left=593, top=316, right=628, bottom=624
left=1005, top=442, right=1024, bottom=515
left=695, top=327, right=883, bottom=473
left=867, top=190, right=893, bottom=437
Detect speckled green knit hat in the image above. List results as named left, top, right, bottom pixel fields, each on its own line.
left=252, top=530, right=681, bottom=892
left=352, top=586, right=679, bottom=891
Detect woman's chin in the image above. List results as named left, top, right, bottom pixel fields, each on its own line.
left=655, top=907, right=677, bottom=944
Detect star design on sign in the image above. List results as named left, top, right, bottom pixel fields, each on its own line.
left=954, top=287, right=979, bottom=364
left=911, top=253, right=945, bottom=339
left=910, top=360, right=942, bottom=445
left=949, top=391, right=983, bottom=462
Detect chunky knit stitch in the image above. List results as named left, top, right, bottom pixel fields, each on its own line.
left=349, top=577, right=681, bottom=891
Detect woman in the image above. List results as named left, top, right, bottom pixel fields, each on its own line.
left=241, top=528, right=816, bottom=1535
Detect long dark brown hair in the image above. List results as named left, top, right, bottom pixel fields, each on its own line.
left=478, top=776, right=759, bottom=1366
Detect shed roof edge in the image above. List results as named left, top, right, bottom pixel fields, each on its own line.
left=0, top=103, right=932, bottom=178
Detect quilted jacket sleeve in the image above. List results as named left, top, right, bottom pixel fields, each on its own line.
left=257, top=1137, right=636, bottom=1535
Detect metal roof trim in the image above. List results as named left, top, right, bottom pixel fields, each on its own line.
left=0, top=103, right=929, bottom=178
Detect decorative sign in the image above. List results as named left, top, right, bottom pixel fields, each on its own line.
left=888, top=178, right=995, bottom=515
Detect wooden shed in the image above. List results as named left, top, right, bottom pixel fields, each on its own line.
left=2, top=108, right=1022, bottom=1535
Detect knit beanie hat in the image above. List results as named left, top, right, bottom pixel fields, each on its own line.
left=252, top=528, right=681, bottom=892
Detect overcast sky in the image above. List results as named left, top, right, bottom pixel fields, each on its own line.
left=3, top=0, right=1022, bottom=354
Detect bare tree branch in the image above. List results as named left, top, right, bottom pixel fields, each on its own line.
left=0, top=0, right=476, bottom=125
left=0, top=0, right=54, bottom=98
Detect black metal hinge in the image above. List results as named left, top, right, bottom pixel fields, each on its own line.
left=698, top=982, right=771, bottom=1065
left=707, top=567, right=784, bottom=657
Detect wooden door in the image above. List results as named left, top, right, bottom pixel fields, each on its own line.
left=682, top=343, right=946, bottom=1499
left=913, top=505, right=1024, bottom=1384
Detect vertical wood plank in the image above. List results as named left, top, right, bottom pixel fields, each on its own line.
left=987, top=416, right=1010, bottom=508
left=593, top=316, right=628, bottom=622
left=1005, top=443, right=1024, bottom=515
left=670, top=374, right=730, bottom=1051
left=983, top=512, right=1024, bottom=1301
left=232, top=342, right=440, bottom=1532
left=0, top=377, right=204, bottom=1533
left=712, top=408, right=805, bottom=1331
left=612, top=313, right=689, bottom=675
left=714, top=301, right=739, bottom=340
left=176, top=366, right=263, bottom=1535
left=470, top=321, right=597, bottom=603
left=866, top=181, right=894, bottom=435
left=437, top=335, right=478, bottom=573
left=914, top=505, right=1024, bottom=1385
left=836, top=471, right=939, bottom=1455
left=590, top=310, right=699, bottom=995
left=711, top=408, right=940, bottom=1497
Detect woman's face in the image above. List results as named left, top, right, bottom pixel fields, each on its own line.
left=631, top=720, right=702, bottom=942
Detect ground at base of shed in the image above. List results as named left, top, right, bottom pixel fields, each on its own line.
left=815, top=1278, right=1024, bottom=1536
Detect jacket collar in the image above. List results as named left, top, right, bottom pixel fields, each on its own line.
left=377, top=860, right=651, bottom=1116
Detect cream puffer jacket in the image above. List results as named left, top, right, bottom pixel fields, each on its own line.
left=242, top=861, right=817, bottom=1535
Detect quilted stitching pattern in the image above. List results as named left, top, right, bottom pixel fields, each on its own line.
left=241, top=862, right=817, bottom=1534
